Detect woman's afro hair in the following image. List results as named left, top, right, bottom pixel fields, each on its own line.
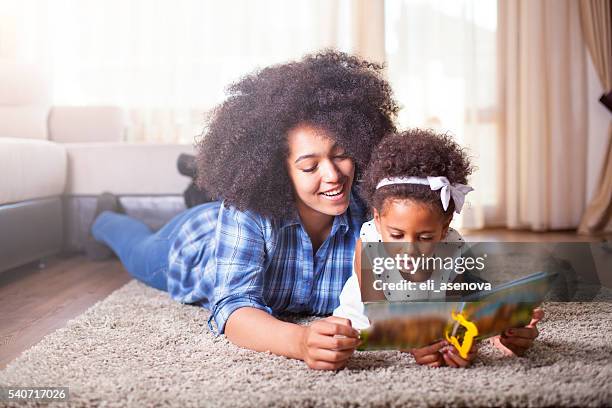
left=195, top=49, right=398, bottom=219
left=360, top=129, right=474, bottom=217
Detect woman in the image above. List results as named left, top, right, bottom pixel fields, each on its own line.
left=89, top=50, right=399, bottom=370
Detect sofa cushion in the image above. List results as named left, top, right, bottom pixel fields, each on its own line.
left=0, top=106, right=50, bottom=140
left=49, top=106, right=126, bottom=143
left=0, top=138, right=67, bottom=205
left=0, top=60, right=50, bottom=140
left=64, top=142, right=194, bottom=195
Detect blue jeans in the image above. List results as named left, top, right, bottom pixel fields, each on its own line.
left=92, top=204, right=210, bottom=291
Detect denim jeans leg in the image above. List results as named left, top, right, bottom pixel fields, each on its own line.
left=91, top=202, right=218, bottom=292
left=92, top=211, right=169, bottom=290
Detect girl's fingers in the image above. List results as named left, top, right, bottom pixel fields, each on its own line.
left=492, top=335, right=515, bottom=356
left=493, top=335, right=527, bottom=356
left=446, top=348, right=470, bottom=368
left=414, top=352, right=443, bottom=365
left=410, top=340, right=447, bottom=357
left=427, top=360, right=443, bottom=368
left=529, top=308, right=544, bottom=326
left=504, top=327, right=538, bottom=339
left=442, top=352, right=459, bottom=368
left=501, top=335, right=534, bottom=349
left=503, top=343, right=528, bottom=356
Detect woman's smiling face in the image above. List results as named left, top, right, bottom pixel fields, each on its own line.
left=285, top=124, right=355, bottom=221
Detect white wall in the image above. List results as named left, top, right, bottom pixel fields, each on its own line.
left=585, top=53, right=610, bottom=204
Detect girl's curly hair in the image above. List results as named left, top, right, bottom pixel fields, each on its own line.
left=195, top=50, right=398, bottom=219
left=360, top=129, right=474, bottom=217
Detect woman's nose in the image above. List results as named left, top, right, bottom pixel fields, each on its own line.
left=320, top=160, right=342, bottom=182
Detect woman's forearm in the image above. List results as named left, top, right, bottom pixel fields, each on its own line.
left=224, top=307, right=306, bottom=360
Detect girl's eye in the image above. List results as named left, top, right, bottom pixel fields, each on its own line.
left=390, top=234, right=403, bottom=239
left=334, top=154, right=349, bottom=160
left=419, top=236, right=434, bottom=241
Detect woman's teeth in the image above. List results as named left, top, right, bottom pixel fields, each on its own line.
left=321, top=186, right=343, bottom=196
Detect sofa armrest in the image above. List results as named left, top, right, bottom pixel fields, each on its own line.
left=49, top=106, right=126, bottom=143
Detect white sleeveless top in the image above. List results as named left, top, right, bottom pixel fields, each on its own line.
left=333, top=220, right=466, bottom=329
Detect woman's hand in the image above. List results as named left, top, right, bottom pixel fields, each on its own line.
left=493, top=308, right=543, bottom=356
left=299, top=316, right=361, bottom=370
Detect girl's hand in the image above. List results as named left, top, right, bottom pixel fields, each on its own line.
left=407, top=340, right=477, bottom=368
left=440, top=343, right=478, bottom=368
left=407, top=340, right=447, bottom=368
left=299, top=316, right=361, bottom=370
left=493, top=308, right=543, bottom=356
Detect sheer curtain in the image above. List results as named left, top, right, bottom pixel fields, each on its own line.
left=0, top=0, right=369, bottom=143
left=578, top=0, right=612, bottom=234
left=498, top=0, right=587, bottom=231
left=385, top=0, right=499, bottom=229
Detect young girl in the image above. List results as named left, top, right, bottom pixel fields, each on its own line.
left=334, top=129, right=543, bottom=368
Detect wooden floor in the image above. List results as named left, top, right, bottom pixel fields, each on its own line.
left=0, top=256, right=130, bottom=368
left=0, top=228, right=605, bottom=369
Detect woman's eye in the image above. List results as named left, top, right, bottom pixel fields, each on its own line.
left=390, top=234, right=403, bottom=239
left=301, top=165, right=317, bottom=173
left=419, top=236, right=433, bottom=241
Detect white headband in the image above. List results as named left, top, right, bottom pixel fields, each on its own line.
left=375, top=176, right=473, bottom=214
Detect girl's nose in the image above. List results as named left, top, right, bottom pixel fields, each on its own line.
left=401, top=241, right=431, bottom=258
left=403, top=241, right=419, bottom=257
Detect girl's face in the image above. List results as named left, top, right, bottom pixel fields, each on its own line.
left=373, top=198, right=451, bottom=258
left=285, top=124, right=355, bottom=221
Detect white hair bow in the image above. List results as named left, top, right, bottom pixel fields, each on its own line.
left=375, top=176, right=474, bottom=214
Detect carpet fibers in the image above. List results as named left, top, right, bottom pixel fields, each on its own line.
left=1, top=281, right=611, bottom=407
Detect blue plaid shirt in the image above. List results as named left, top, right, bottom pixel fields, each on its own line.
left=167, top=194, right=367, bottom=334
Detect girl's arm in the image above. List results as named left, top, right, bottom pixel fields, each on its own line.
left=225, top=307, right=361, bottom=370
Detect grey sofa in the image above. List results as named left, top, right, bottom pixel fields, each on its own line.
left=0, top=60, right=194, bottom=273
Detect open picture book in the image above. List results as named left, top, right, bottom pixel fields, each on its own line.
left=358, top=271, right=558, bottom=357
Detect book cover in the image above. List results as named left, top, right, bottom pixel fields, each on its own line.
left=358, top=271, right=557, bottom=355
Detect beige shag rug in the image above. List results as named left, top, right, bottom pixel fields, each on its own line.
left=1, top=280, right=611, bottom=407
